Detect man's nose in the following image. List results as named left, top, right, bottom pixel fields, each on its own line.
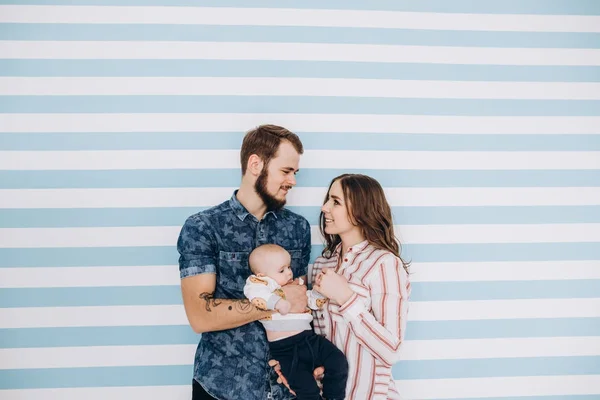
left=288, top=174, right=296, bottom=186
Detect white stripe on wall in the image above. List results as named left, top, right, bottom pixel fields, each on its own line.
left=3, top=261, right=598, bottom=288
left=0, top=387, right=192, bottom=400
left=391, top=223, right=600, bottom=244
left=2, top=113, right=599, bottom=134
left=2, top=376, right=599, bottom=400
left=1, top=223, right=598, bottom=248
left=0, top=266, right=180, bottom=288
left=0, top=344, right=196, bottom=369
left=409, top=298, right=600, bottom=321
left=3, top=299, right=600, bottom=328
left=0, top=305, right=188, bottom=328
left=3, top=77, right=600, bottom=99
left=403, top=260, right=600, bottom=282
left=2, top=336, right=600, bottom=369
left=2, top=41, right=599, bottom=65
left=2, top=187, right=599, bottom=208
left=0, top=260, right=600, bottom=288
left=2, top=150, right=599, bottom=170
left=396, top=375, right=600, bottom=399
left=1, top=6, right=599, bottom=32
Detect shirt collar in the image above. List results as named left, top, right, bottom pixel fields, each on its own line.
left=229, top=190, right=278, bottom=222
left=333, top=239, right=370, bottom=257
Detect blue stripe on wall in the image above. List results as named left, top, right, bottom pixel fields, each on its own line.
left=434, top=396, right=600, bottom=400
left=2, top=132, right=600, bottom=151
left=2, top=206, right=600, bottom=228
left=3, top=318, right=600, bottom=348
left=1, top=356, right=599, bottom=389
left=2, top=24, right=599, bottom=48
left=405, top=243, right=600, bottom=262
left=1, top=242, right=599, bottom=268
left=0, top=0, right=597, bottom=15
left=0, top=366, right=192, bottom=389
left=392, top=356, right=600, bottom=379
left=2, top=170, right=599, bottom=189
left=2, top=280, right=600, bottom=307
left=2, top=61, right=599, bottom=82
left=408, top=318, right=600, bottom=340
left=3, top=96, right=600, bottom=116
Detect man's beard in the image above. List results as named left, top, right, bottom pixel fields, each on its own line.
left=255, top=169, right=287, bottom=212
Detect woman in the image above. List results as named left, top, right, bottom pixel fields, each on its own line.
left=311, top=173, right=411, bottom=399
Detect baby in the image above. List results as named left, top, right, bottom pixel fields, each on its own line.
left=244, top=244, right=348, bottom=400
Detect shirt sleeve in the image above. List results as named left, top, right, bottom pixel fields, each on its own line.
left=307, top=289, right=328, bottom=310
left=309, top=258, right=327, bottom=335
left=298, top=217, right=312, bottom=278
left=338, top=254, right=410, bottom=367
left=243, top=277, right=282, bottom=310
left=177, top=215, right=218, bottom=279
left=308, top=256, right=321, bottom=288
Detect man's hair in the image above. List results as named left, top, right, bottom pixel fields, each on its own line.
left=240, top=124, right=304, bottom=175
left=248, top=243, right=289, bottom=274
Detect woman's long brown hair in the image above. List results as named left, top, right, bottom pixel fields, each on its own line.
left=319, top=174, right=410, bottom=273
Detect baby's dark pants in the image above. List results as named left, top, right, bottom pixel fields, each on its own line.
left=269, top=330, right=348, bottom=400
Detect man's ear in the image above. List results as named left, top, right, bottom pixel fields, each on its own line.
left=247, top=154, right=264, bottom=177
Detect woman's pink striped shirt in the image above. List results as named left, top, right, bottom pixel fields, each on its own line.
left=310, top=241, right=411, bottom=400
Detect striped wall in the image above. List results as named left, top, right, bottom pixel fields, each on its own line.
left=1, top=1, right=600, bottom=399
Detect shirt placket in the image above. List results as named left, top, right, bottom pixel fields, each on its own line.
left=336, top=247, right=353, bottom=275
left=253, top=216, right=280, bottom=399
left=255, top=218, right=268, bottom=246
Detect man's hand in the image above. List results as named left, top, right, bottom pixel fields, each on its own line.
left=269, top=359, right=295, bottom=396
left=269, top=360, right=325, bottom=395
left=313, top=366, right=325, bottom=390
left=281, top=281, right=308, bottom=313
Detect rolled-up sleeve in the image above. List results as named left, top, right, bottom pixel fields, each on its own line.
left=177, top=215, right=217, bottom=279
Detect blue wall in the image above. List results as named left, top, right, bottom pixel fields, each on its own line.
left=1, top=1, right=599, bottom=399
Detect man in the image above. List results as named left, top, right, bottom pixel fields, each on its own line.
left=177, top=124, right=312, bottom=400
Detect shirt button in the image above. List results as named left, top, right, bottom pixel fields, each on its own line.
left=344, top=258, right=348, bottom=262
left=348, top=248, right=352, bottom=251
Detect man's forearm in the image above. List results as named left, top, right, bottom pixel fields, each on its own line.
left=190, top=292, right=271, bottom=333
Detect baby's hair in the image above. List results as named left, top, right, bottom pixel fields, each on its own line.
left=249, top=243, right=288, bottom=274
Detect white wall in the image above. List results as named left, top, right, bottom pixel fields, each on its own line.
left=1, top=1, right=599, bottom=399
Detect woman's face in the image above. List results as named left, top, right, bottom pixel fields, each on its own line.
left=321, top=179, right=360, bottom=237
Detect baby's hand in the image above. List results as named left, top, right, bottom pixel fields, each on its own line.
left=275, top=299, right=291, bottom=315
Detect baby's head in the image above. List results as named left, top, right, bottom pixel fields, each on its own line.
left=249, top=244, right=293, bottom=286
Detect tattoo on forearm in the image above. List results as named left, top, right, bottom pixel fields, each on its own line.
left=198, top=292, right=253, bottom=314
left=234, top=299, right=253, bottom=314
left=199, top=292, right=223, bottom=312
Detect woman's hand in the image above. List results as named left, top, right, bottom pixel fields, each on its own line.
left=313, top=268, right=354, bottom=305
